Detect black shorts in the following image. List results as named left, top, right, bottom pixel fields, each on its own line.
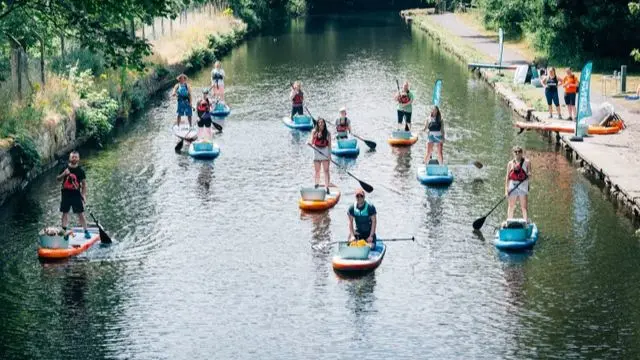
left=397, top=110, right=412, bottom=124
left=197, top=115, right=212, bottom=128
left=564, top=92, right=576, bottom=106
left=60, top=191, right=84, bottom=213
left=291, top=106, right=303, bottom=118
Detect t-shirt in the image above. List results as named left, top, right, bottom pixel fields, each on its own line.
left=60, top=165, right=86, bottom=196
left=348, top=201, right=377, bottom=236
left=397, top=91, right=414, bottom=113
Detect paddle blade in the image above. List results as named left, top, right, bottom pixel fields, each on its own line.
left=174, top=138, right=184, bottom=152
left=212, top=121, right=223, bottom=131
left=472, top=161, right=483, bottom=169
left=363, top=139, right=377, bottom=150
left=472, top=216, right=486, bottom=230
left=517, top=128, right=525, bottom=135
left=359, top=180, right=374, bottom=193
left=98, top=225, right=112, bottom=244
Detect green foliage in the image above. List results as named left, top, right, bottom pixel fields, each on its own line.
left=631, top=2, right=640, bottom=62
left=475, top=0, right=640, bottom=68
left=76, top=89, right=119, bottom=145
left=50, top=48, right=106, bottom=77
left=9, top=133, right=40, bottom=177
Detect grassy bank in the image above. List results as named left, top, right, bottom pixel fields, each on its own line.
left=0, top=12, right=247, bottom=177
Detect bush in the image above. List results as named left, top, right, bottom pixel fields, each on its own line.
left=185, top=48, right=214, bottom=72
left=9, top=132, right=40, bottom=177
left=76, top=89, right=119, bottom=145
left=50, top=48, right=106, bottom=77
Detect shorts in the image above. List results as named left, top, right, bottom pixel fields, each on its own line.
left=60, top=191, right=84, bottom=213
left=197, top=113, right=212, bottom=128
left=545, top=89, right=559, bottom=106
left=508, top=180, right=529, bottom=197
left=428, top=131, right=443, bottom=144
left=564, top=92, right=576, bottom=106
left=291, top=106, right=303, bottom=118
left=313, top=146, right=330, bottom=161
left=397, top=110, right=412, bottom=124
left=177, top=100, right=193, bottom=117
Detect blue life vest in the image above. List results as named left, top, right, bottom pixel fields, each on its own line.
left=352, top=201, right=370, bottom=217
left=177, top=84, right=189, bottom=100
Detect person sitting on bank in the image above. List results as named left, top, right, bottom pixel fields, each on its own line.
left=56, top=151, right=91, bottom=239
left=505, top=146, right=531, bottom=222
left=395, top=81, right=414, bottom=131
left=335, top=106, right=351, bottom=140
left=348, top=188, right=377, bottom=249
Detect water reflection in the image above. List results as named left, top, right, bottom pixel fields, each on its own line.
left=340, top=274, right=377, bottom=341
left=392, top=147, right=412, bottom=177
left=196, top=163, right=215, bottom=200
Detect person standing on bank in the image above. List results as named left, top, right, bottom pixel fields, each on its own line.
left=348, top=188, right=377, bottom=248
left=56, top=151, right=91, bottom=239
left=542, top=67, right=562, bottom=119
left=505, top=146, right=531, bottom=222
left=395, top=81, right=414, bottom=131
left=171, top=74, right=193, bottom=127
left=561, top=68, right=579, bottom=120
left=422, top=105, right=445, bottom=164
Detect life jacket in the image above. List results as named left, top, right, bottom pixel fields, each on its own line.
left=546, top=75, right=558, bottom=89
left=212, top=69, right=224, bottom=81
left=352, top=201, right=370, bottom=217
left=177, top=83, right=189, bottom=100
left=336, top=117, right=349, bottom=133
left=428, top=114, right=441, bottom=132
left=292, top=91, right=304, bottom=106
left=313, top=131, right=329, bottom=147
left=63, top=172, right=80, bottom=191
left=197, top=99, right=209, bottom=112
left=399, top=91, right=411, bottom=104
left=563, top=75, right=578, bottom=93
left=508, top=158, right=528, bottom=182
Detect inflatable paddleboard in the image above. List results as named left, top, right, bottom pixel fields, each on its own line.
left=38, top=227, right=101, bottom=260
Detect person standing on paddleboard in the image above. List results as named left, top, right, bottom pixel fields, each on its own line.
left=395, top=81, right=414, bottom=131
left=422, top=105, right=445, bottom=165
left=290, top=81, right=304, bottom=120
left=308, top=118, right=332, bottom=194
left=505, top=146, right=531, bottom=222
left=210, top=61, right=226, bottom=102
left=348, top=188, right=377, bottom=248
left=56, top=151, right=91, bottom=239
left=171, top=74, right=193, bottom=128
left=335, top=106, right=351, bottom=140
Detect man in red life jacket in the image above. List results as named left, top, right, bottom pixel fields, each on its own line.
left=504, top=146, right=532, bottom=222
left=56, top=151, right=91, bottom=239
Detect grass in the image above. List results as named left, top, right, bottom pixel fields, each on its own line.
left=149, top=12, right=246, bottom=65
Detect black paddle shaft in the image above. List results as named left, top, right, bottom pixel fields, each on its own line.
left=473, top=174, right=528, bottom=230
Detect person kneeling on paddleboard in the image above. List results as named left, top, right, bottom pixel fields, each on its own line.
left=423, top=105, right=445, bottom=165
left=56, top=151, right=91, bottom=239
left=335, top=107, right=351, bottom=140
left=348, top=188, right=377, bottom=249
left=505, top=146, right=531, bottom=222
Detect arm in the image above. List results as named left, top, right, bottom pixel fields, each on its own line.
left=348, top=214, right=355, bottom=239
left=289, top=90, right=296, bottom=101
left=327, top=137, right=332, bottom=161
left=171, top=84, right=178, bottom=96
left=81, top=179, right=87, bottom=201
left=405, top=92, right=414, bottom=106
left=505, top=163, right=511, bottom=196
left=526, top=160, right=532, bottom=179
left=308, top=130, right=315, bottom=145
left=441, top=119, right=445, bottom=141
left=56, top=168, right=69, bottom=181
left=369, top=215, right=377, bottom=241
left=187, top=84, right=192, bottom=105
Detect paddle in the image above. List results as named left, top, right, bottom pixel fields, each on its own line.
left=307, top=144, right=373, bottom=193
left=331, top=237, right=415, bottom=245
left=306, top=107, right=376, bottom=150
left=88, top=210, right=112, bottom=243
left=472, top=175, right=528, bottom=230
left=174, top=128, right=196, bottom=152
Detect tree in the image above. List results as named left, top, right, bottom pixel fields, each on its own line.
left=631, top=1, right=640, bottom=62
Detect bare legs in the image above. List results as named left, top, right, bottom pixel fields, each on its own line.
left=424, top=142, right=444, bottom=164
left=506, top=195, right=528, bottom=221
left=313, top=160, right=331, bottom=190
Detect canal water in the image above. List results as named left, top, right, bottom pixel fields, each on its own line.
left=1, top=13, right=639, bottom=360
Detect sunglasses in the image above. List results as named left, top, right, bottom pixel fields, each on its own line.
left=355, top=194, right=364, bottom=198
left=513, top=150, right=522, bottom=154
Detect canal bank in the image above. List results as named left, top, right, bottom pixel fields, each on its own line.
left=0, top=12, right=247, bottom=206
left=401, top=9, right=640, bottom=222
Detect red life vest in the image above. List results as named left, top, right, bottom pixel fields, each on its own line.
left=63, top=173, right=80, bottom=191
left=508, top=159, right=527, bottom=181
left=399, top=91, right=411, bottom=104
left=292, top=91, right=304, bottom=106
left=197, top=100, right=209, bottom=112
left=313, top=132, right=329, bottom=147
left=336, top=117, right=349, bottom=132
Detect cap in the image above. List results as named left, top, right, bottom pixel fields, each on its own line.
left=355, top=188, right=365, bottom=196
left=339, top=106, right=347, bottom=112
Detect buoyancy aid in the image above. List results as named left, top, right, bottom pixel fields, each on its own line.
left=336, top=117, right=349, bottom=132
left=508, top=158, right=528, bottom=182
left=428, top=114, right=441, bottom=132
left=313, top=131, right=329, bottom=147
left=177, top=83, right=190, bottom=100
left=292, top=91, right=304, bottom=106
left=63, top=172, right=80, bottom=191
left=352, top=201, right=370, bottom=217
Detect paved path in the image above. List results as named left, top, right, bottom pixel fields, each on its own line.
left=429, top=13, right=640, bottom=214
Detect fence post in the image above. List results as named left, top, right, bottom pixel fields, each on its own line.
left=620, top=65, right=627, bottom=93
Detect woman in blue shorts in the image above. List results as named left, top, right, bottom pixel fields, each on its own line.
left=422, top=105, right=445, bottom=165
left=171, top=74, right=193, bottom=127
